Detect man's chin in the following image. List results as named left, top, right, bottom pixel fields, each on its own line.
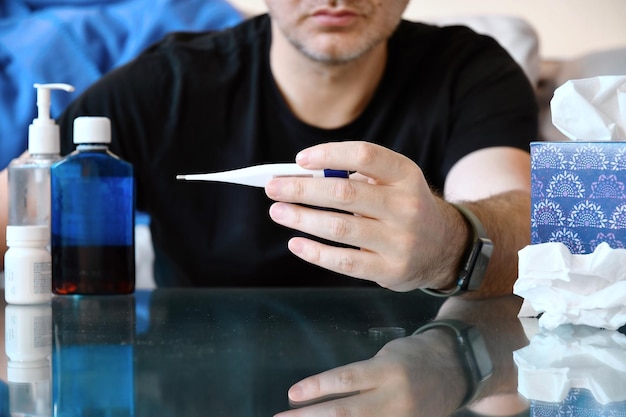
left=297, top=40, right=374, bottom=66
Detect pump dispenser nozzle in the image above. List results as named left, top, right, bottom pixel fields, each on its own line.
left=29, top=83, right=75, bottom=154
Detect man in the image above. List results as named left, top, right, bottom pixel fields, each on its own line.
left=0, top=0, right=537, bottom=297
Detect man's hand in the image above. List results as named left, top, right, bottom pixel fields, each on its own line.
left=265, top=141, right=467, bottom=292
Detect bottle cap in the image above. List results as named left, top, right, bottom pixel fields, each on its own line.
left=73, top=116, right=112, bottom=144
left=6, top=225, right=49, bottom=243
left=7, top=360, right=51, bottom=383
left=28, top=83, right=75, bottom=154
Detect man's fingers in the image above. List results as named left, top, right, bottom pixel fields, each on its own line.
left=265, top=176, right=388, bottom=220
left=268, top=202, right=419, bottom=289
left=269, top=202, right=381, bottom=251
left=286, top=237, right=417, bottom=291
left=287, top=237, right=381, bottom=282
left=295, top=141, right=420, bottom=185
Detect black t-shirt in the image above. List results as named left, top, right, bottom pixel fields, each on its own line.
left=58, top=15, right=538, bottom=287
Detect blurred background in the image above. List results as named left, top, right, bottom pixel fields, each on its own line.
left=229, top=0, right=626, bottom=60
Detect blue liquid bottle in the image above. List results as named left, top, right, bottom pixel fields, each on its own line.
left=51, top=116, right=135, bottom=294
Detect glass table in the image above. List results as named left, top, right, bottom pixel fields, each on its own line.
left=1, top=287, right=624, bottom=416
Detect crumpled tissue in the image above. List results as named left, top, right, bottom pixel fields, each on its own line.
left=514, top=242, right=626, bottom=330
left=551, top=75, right=626, bottom=141
left=513, top=323, right=626, bottom=405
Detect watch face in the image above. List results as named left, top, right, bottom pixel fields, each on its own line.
left=466, top=238, right=494, bottom=291
left=467, top=327, right=493, bottom=380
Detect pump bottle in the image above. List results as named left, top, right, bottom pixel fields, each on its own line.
left=7, top=83, right=75, bottom=231
left=50, top=116, right=135, bottom=295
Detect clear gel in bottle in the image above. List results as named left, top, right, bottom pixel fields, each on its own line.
left=8, top=83, right=75, bottom=234
left=50, top=116, right=135, bottom=295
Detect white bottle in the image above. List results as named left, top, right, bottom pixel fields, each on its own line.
left=7, top=83, right=75, bottom=232
left=4, top=225, right=52, bottom=304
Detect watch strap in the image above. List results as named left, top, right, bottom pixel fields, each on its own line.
left=413, top=319, right=493, bottom=409
left=422, top=203, right=493, bottom=297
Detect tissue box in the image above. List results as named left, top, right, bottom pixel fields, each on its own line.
left=530, top=388, right=626, bottom=417
left=531, top=141, right=626, bottom=254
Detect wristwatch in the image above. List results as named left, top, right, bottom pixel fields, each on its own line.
left=413, top=319, right=493, bottom=409
left=422, top=203, right=493, bottom=297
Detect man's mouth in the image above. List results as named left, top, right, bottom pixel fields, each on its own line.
left=311, top=8, right=359, bottom=28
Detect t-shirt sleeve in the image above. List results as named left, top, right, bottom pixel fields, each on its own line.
left=443, top=30, right=539, bottom=175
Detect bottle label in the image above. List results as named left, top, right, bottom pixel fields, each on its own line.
left=4, top=250, right=52, bottom=303
left=33, top=261, right=52, bottom=294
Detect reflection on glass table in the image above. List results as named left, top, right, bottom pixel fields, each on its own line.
left=4, top=303, right=52, bottom=417
left=52, top=295, right=135, bottom=416
left=0, top=287, right=538, bottom=416
left=515, top=322, right=626, bottom=416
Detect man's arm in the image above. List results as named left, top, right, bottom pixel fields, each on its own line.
left=444, top=146, right=531, bottom=298
left=265, top=141, right=530, bottom=297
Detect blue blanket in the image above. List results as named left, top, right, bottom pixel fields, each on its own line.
left=0, top=0, right=243, bottom=168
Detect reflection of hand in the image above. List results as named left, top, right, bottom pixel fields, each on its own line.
left=265, top=141, right=466, bottom=292
left=274, top=296, right=530, bottom=417
left=273, top=330, right=467, bottom=417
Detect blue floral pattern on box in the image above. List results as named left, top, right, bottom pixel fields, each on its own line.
left=530, top=388, right=626, bottom=417
left=531, top=142, right=626, bottom=254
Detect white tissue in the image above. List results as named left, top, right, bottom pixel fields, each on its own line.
left=514, top=323, right=626, bottom=404
left=514, top=242, right=626, bottom=330
left=551, top=75, right=626, bottom=141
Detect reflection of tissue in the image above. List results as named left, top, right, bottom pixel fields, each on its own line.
left=514, top=323, right=626, bottom=405
left=551, top=75, right=626, bottom=141
left=514, top=242, right=626, bottom=330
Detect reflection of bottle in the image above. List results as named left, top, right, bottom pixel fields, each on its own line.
left=4, top=304, right=52, bottom=416
left=50, top=116, right=135, bottom=295
left=52, top=295, right=135, bottom=416
left=0, top=380, right=8, bottom=416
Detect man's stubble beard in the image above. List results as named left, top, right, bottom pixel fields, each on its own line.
left=286, top=29, right=386, bottom=67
